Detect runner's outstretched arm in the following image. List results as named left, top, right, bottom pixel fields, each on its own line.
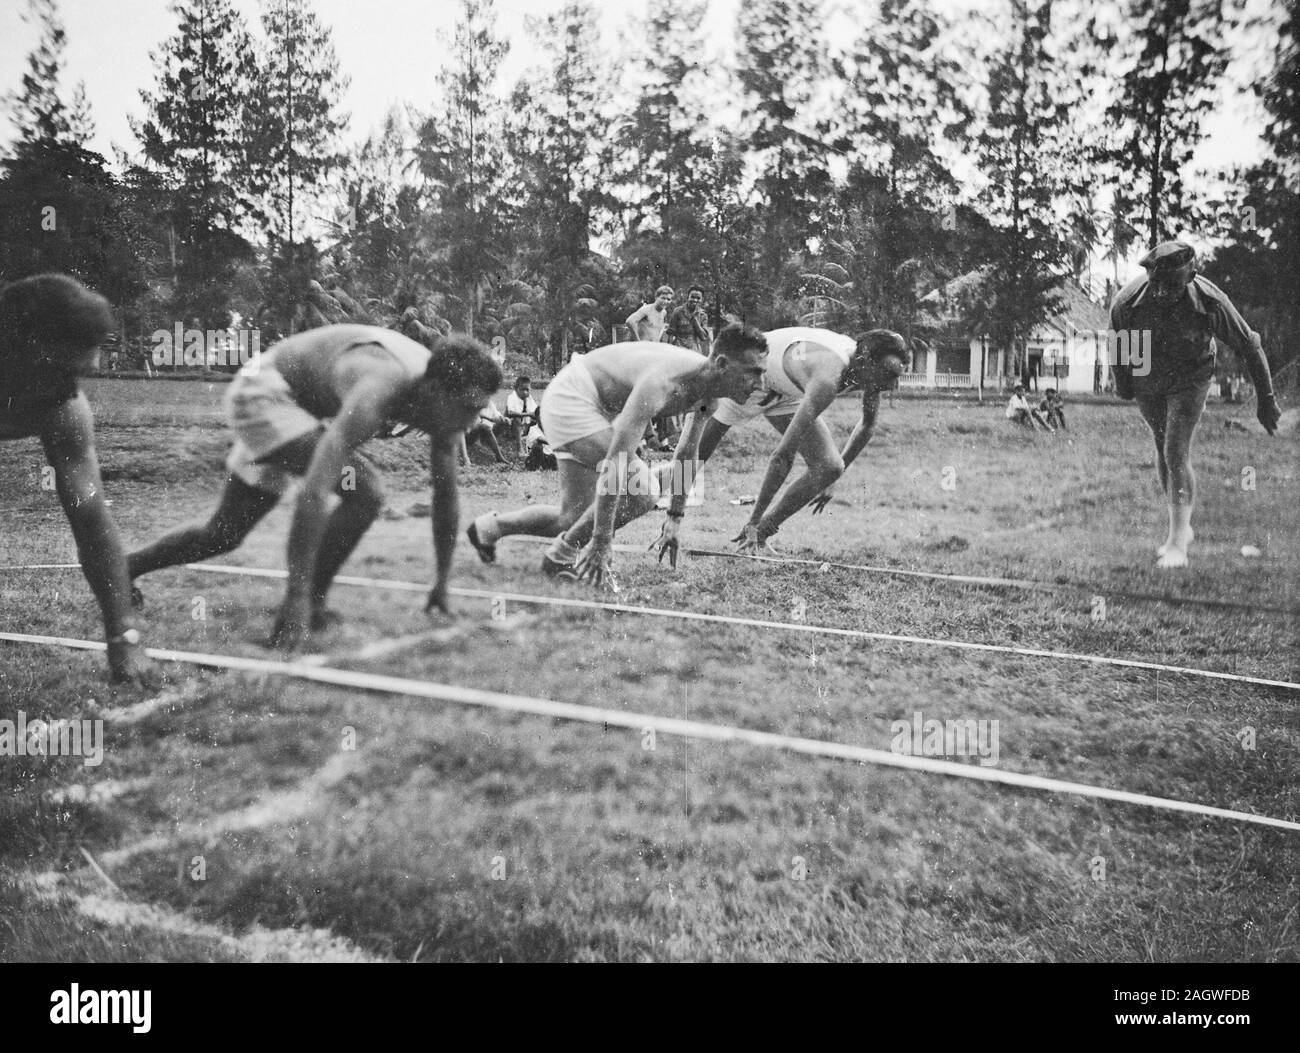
left=271, top=381, right=390, bottom=650
left=426, top=431, right=461, bottom=615
left=812, top=386, right=883, bottom=514
left=740, top=379, right=838, bottom=543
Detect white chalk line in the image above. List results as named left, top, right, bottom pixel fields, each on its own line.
left=441, top=535, right=1298, bottom=615
left=97, top=749, right=365, bottom=868
left=99, top=676, right=211, bottom=725
left=181, top=562, right=1300, bottom=692
left=12, top=870, right=381, bottom=963
left=682, top=547, right=1299, bottom=616
left=9, top=561, right=1294, bottom=688
left=303, top=611, right=536, bottom=668
left=1, top=630, right=1297, bottom=833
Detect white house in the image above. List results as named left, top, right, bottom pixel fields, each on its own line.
left=913, top=273, right=1115, bottom=393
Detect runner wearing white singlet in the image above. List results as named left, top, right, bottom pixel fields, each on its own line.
left=651, top=326, right=908, bottom=560
left=552, top=325, right=910, bottom=568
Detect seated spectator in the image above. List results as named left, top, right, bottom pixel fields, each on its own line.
left=462, top=398, right=509, bottom=465
left=505, top=374, right=541, bottom=457
left=1006, top=384, right=1049, bottom=431
left=1041, top=388, right=1066, bottom=431
left=524, top=429, right=557, bottom=471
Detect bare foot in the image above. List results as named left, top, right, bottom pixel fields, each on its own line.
left=1156, top=547, right=1189, bottom=569
left=1156, top=528, right=1193, bottom=558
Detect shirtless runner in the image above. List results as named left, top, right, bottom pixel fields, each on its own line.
left=466, top=323, right=769, bottom=588
left=128, top=325, right=501, bottom=650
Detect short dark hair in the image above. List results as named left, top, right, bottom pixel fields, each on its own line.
left=855, top=329, right=907, bottom=362
left=424, top=334, right=503, bottom=394
left=0, top=273, right=113, bottom=363
left=711, top=322, right=766, bottom=360
left=514, top=374, right=531, bottom=388
left=687, top=285, right=706, bottom=297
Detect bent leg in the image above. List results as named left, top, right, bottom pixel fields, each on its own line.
left=562, top=417, right=732, bottom=546
left=128, top=476, right=279, bottom=578
left=760, top=415, right=844, bottom=532
left=482, top=426, right=507, bottom=463
left=309, top=454, right=386, bottom=611
left=474, top=432, right=609, bottom=564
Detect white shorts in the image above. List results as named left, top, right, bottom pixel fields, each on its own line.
left=540, top=358, right=617, bottom=462
left=222, top=367, right=321, bottom=495
left=712, top=389, right=800, bottom=427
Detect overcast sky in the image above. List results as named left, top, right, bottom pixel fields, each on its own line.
left=0, top=0, right=1272, bottom=175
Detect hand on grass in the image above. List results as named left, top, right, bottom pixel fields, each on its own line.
left=575, top=537, right=616, bottom=588
left=651, top=517, right=680, bottom=569
left=732, top=522, right=763, bottom=553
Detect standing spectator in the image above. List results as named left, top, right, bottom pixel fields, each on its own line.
left=1110, top=240, right=1281, bottom=568
left=662, top=285, right=710, bottom=354
left=566, top=300, right=607, bottom=361
left=626, top=287, right=673, bottom=343
left=1093, top=359, right=1103, bottom=394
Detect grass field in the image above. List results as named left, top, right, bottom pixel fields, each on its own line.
left=2, top=378, right=1297, bottom=962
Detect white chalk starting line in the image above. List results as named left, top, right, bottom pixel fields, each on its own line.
left=4, top=560, right=1297, bottom=690
left=1, top=629, right=1296, bottom=834
left=177, top=562, right=1300, bottom=692
left=681, top=547, right=1299, bottom=617
left=427, top=535, right=1298, bottom=616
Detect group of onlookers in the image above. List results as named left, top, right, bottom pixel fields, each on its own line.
left=1006, top=384, right=1067, bottom=432
left=624, top=285, right=712, bottom=352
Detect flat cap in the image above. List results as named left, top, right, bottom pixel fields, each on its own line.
left=1139, top=240, right=1196, bottom=271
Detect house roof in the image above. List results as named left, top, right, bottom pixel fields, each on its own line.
left=919, top=269, right=1109, bottom=337
left=1045, top=280, right=1110, bottom=334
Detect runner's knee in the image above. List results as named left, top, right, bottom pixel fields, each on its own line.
left=814, top=456, right=845, bottom=488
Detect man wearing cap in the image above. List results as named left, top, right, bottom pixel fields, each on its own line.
left=1110, top=240, right=1282, bottom=568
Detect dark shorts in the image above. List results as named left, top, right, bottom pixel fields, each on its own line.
left=1134, top=378, right=1212, bottom=444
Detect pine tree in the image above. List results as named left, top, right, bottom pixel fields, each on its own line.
left=615, top=0, right=714, bottom=240
left=504, top=1, right=617, bottom=346
left=243, top=0, right=349, bottom=246
left=412, top=0, right=511, bottom=333
left=1102, top=0, right=1236, bottom=244
left=735, top=0, right=834, bottom=286
left=0, top=0, right=152, bottom=329
left=970, top=0, right=1080, bottom=379
left=1205, top=0, right=1300, bottom=386
left=133, top=0, right=258, bottom=326
left=511, top=2, right=608, bottom=264
left=5, top=0, right=94, bottom=147
left=328, top=108, right=422, bottom=311
left=827, top=0, right=975, bottom=338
